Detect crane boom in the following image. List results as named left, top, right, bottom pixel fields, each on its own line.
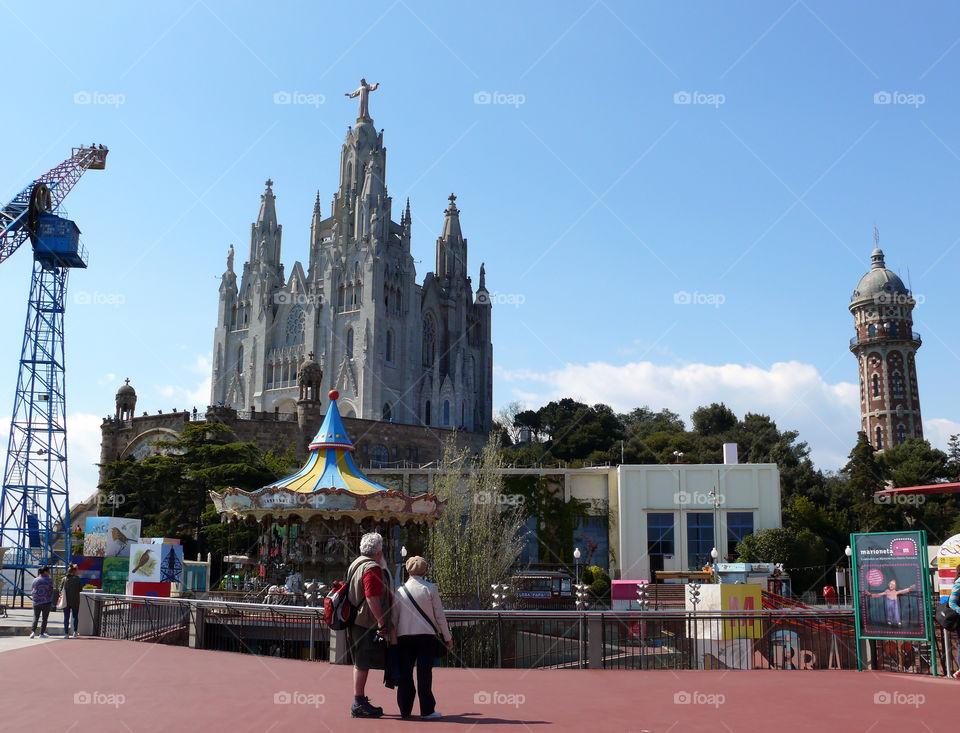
left=0, top=145, right=108, bottom=266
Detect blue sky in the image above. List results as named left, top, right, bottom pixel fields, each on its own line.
left=1, top=1, right=959, bottom=500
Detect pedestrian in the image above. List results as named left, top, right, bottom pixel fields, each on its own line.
left=949, top=565, right=960, bottom=679
left=29, top=566, right=54, bottom=639
left=392, top=555, right=453, bottom=720
left=346, top=532, right=393, bottom=718
left=60, top=563, right=82, bottom=638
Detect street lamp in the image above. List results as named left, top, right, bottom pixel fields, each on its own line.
left=844, top=545, right=852, bottom=605
left=400, top=545, right=407, bottom=584
left=573, top=547, right=588, bottom=669
left=491, top=583, right=510, bottom=609
left=710, top=547, right=719, bottom=583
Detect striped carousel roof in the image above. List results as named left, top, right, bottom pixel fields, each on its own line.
left=264, top=390, right=386, bottom=495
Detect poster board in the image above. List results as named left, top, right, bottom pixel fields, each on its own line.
left=851, top=531, right=936, bottom=674
left=936, top=532, right=960, bottom=603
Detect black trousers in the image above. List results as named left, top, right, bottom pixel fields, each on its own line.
left=396, top=634, right=437, bottom=717
left=32, top=603, right=51, bottom=633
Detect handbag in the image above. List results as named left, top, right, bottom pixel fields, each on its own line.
left=400, top=585, right=448, bottom=658
left=935, top=602, right=960, bottom=631
left=56, top=582, right=67, bottom=610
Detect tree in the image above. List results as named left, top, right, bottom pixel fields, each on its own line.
left=735, top=527, right=827, bottom=595
left=98, top=423, right=295, bottom=570
left=494, top=400, right=526, bottom=445
left=844, top=431, right=890, bottom=532
left=427, top=435, right=528, bottom=608
left=691, top=403, right=738, bottom=436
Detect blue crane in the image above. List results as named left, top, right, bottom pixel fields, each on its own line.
left=0, top=145, right=107, bottom=603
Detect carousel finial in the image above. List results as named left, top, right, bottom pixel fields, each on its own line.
left=329, top=390, right=339, bottom=401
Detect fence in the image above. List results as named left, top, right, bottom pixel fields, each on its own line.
left=81, top=593, right=940, bottom=674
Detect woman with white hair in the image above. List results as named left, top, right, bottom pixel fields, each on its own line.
left=392, top=555, right=453, bottom=720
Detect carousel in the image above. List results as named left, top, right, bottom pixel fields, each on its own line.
left=210, top=389, right=445, bottom=597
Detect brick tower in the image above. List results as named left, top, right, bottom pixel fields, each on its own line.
left=849, top=231, right=923, bottom=451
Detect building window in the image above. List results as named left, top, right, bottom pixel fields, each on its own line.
left=424, top=400, right=431, bottom=425
left=686, top=513, right=714, bottom=571
left=726, top=512, right=754, bottom=559
left=386, top=330, right=394, bottom=363
left=370, top=444, right=389, bottom=468
left=574, top=516, right=609, bottom=570
left=422, top=315, right=436, bottom=367
left=346, top=328, right=354, bottom=358
left=647, top=513, right=674, bottom=558
left=443, top=400, right=450, bottom=426
left=889, top=322, right=898, bottom=338
left=872, top=373, right=880, bottom=397
left=382, top=403, right=392, bottom=421
left=875, top=426, right=883, bottom=450
left=868, top=324, right=876, bottom=338
left=897, top=424, right=906, bottom=445
left=237, top=345, right=243, bottom=374
left=892, top=372, right=903, bottom=397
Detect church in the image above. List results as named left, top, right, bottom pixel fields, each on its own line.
left=210, top=81, right=493, bottom=433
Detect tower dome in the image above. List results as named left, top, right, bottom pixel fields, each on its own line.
left=115, top=378, right=137, bottom=421
left=851, top=247, right=909, bottom=302
left=848, top=235, right=922, bottom=452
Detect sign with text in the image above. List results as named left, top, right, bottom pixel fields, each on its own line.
left=852, top=531, right=930, bottom=641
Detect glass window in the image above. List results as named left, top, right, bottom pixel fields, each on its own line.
left=346, top=328, right=354, bottom=358
left=726, top=512, right=754, bottom=559
left=686, top=513, right=714, bottom=570
left=370, top=444, right=389, bottom=468
left=647, top=513, right=674, bottom=557
left=875, top=426, right=883, bottom=450
left=574, top=515, right=609, bottom=570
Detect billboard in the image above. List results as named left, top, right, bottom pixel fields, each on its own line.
left=852, top=531, right=930, bottom=641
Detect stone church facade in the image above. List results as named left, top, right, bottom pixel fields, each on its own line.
left=210, top=101, right=493, bottom=434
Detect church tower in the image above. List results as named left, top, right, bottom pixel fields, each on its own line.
left=849, top=232, right=923, bottom=451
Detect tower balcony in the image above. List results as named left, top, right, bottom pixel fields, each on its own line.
left=849, top=330, right=921, bottom=350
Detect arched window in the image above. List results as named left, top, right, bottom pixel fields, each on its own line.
left=424, top=400, right=431, bottom=425
left=354, top=261, right=360, bottom=279
left=396, top=290, right=402, bottom=315
left=382, top=403, right=392, bottom=421
left=892, top=372, right=904, bottom=397
left=868, top=324, right=876, bottom=338
left=346, top=328, right=354, bottom=358
left=443, top=400, right=450, bottom=426
left=386, top=330, right=394, bottom=363
left=461, top=402, right=465, bottom=427
left=370, top=444, right=389, bottom=468
left=889, top=322, right=898, bottom=338
left=872, top=374, right=880, bottom=397
left=897, top=424, right=906, bottom=445
left=237, top=345, right=244, bottom=374
left=875, top=426, right=883, bottom=450
left=422, top=315, right=436, bottom=367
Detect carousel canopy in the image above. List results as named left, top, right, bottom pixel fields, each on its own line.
left=210, top=390, right=444, bottom=524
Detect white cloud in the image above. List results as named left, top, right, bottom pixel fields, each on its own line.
left=498, top=359, right=865, bottom=470
left=157, top=353, right=211, bottom=409
left=924, top=418, right=960, bottom=458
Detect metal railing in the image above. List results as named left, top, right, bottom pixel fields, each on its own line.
left=82, top=594, right=936, bottom=674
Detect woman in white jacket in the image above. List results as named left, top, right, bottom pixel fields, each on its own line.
left=391, top=555, right=453, bottom=720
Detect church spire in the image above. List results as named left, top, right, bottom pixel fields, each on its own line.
left=441, top=193, right=462, bottom=241
left=258, top=179, right=277, bottom=227
left=436, top=192, right=467, bottom=283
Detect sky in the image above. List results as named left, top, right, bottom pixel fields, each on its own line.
left=1, top=1, right=959, bottom=504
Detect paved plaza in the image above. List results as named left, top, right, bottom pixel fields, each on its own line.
left=0, top=635, right=953, bottom=732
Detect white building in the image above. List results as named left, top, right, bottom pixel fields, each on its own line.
left=614, top=463, right=781, bottom=581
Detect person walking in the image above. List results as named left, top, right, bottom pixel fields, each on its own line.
left=949, top=565, right=960, bottom=679
left=392, top=555, right=453, bottom=720
left=346, top=532, right=394, bottom=718
left=60, top=563, right=83, bottom=638
left=29, top=566, right=54, bottom=639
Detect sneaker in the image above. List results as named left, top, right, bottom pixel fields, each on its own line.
left=362, top=697, right=382, bottom=715
left=39, top=633, right=49, bottom=639
left=73, top=632, right=80, bottom=638
left=29, top=632, right=35, bottom=639
left=350, top=699, right=383, bottom=719
left=64, top=634, right=70, bottom=639
left=422, top=712, right=443, bottom=720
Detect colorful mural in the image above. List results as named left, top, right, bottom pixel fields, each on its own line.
left=102, top=557, right=129, bottom=595
left=160, top=544, right=184, bottom=583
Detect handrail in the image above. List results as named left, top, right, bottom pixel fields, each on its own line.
left=85, top=592, right=854, bottom=619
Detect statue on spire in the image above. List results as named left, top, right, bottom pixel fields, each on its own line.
left=227, top=244, right=235, bottom=272
left=345, top=78, right=379, bottom=121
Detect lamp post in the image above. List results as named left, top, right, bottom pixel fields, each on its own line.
left=844, top=545, right=852, bottom=605
left=573, top=547, right=588, bottom=669
left=400, top=545, right=407, bottom=584
left=710, top=547, right=719, bottom=583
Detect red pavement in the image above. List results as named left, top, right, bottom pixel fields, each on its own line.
left=0, top=638, right=954, bottom=732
